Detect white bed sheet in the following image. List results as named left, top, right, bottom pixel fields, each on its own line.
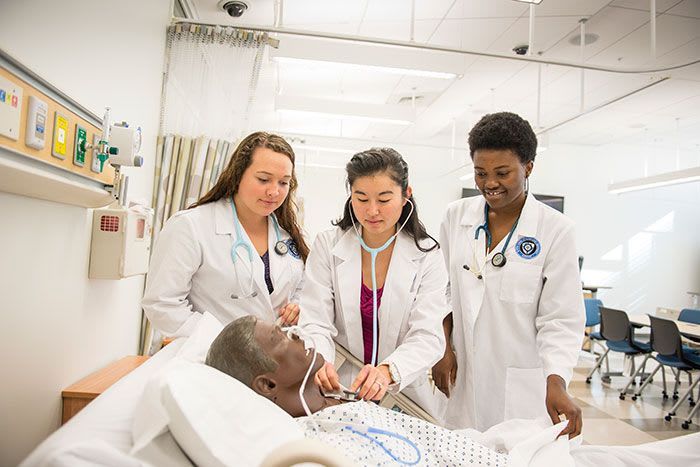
left=20, top=340, right=185, bottom=467
left=20, top=333, right=700, bottom=467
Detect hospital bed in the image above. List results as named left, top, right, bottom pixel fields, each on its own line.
left=20, top=319, right=700, bottom=467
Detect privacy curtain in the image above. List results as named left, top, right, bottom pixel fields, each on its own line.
left=140, top=24, right=268, bottom=354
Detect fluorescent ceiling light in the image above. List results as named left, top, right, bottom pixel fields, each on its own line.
left=512, top=0, right=543, bottom=4
left=273, top=56, right=457, bottom=80
left=291, top=144, right=355, bottom=155
left=608, top=166, right=700, bottom=194
left=277, top=108, right=412, bottom=126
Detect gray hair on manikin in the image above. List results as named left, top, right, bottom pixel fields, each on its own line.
left=205, top=315, right=278, bottom=387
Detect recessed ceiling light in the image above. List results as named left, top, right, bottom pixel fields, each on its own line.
left=568, top=33, right=599, bottom=46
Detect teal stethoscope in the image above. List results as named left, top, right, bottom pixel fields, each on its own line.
left=349, top=198, right=414, bottom=366
left=464, top=203, right=520, bottom=280
left=229, top=197, right=288, bottom=299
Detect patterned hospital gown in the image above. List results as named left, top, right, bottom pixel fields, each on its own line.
left=296, top=401, right=508, bottom=466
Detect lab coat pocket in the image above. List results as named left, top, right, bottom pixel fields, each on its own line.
left=500, top=261, right=542, bottom=304
left=504, top=367, right=546, bottom=421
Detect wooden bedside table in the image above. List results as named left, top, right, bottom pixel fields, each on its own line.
left=61, top=355, right=149, bottom=424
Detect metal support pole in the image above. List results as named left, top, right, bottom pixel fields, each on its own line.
left=536, top=64, right=542, bottom=128
left=650, top=0, right=656, bottom=58
left=410, top=0, right=416, bottom=42
left=528, top=4, right=535, bottom=56
left=579, top=19, right=587, bottom=113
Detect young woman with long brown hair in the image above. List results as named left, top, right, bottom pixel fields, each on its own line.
left=143, top=132, right=309, bottom=337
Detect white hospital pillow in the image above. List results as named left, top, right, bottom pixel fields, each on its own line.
left=175, top=311, right=223, bottom=363
left=131, top=359, right=193, bottom=466
left=160, top=360, right=304, bottom=467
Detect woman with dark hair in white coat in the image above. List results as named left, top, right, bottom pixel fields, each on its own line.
left=298, top=148, right=448, bottom=417
left=143, top=132, right=309, bottom=338
left=433, top=112, right=585, bottom=437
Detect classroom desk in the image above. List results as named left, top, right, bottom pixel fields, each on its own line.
left=628, top=314, right=700, bottom=340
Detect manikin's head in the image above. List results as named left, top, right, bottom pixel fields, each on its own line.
left=205, top=316, right=326, bottom=417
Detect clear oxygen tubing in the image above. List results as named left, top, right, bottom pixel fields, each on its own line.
left=280, top=324, right=320, bottom=431
left=348, top=198, right=415, bottom=366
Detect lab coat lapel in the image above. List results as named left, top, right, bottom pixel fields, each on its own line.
left=332, top=229, right=365, bottom=361
left=379, top=233, right=420, bottom=361
left=215, top=199, right=272, bottom=311
left=461, top=197, right=487, bottom=329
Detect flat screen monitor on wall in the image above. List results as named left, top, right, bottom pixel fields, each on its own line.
left=461, top=188, right=565, bottom=213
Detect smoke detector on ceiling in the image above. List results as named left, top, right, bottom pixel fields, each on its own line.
left=569, top=33, right=599, bottom=46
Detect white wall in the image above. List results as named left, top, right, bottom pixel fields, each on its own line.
left=0, top=1, right=170, bottom=464
left=532, top=143, right=700, bottom=313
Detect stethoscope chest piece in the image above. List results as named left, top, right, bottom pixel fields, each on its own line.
left=274, top=240, right=289, bottom=256
left=491, top=252, right=507, bottom=268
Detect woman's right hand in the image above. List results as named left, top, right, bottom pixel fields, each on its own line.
left=314, top=361, right=341, bottom=392
left=432, top=348, right=457, bottom=398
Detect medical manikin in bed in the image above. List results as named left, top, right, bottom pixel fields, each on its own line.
left=203, top=316, right=700, bottom=467
left=205, top=315, right=509, bottom=465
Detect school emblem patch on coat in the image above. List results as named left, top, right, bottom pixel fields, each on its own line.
left=515, top=237, right=541, bottom=259
left=286, top=238, right=300, bottom=259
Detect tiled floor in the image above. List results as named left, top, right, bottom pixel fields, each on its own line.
left=573, top=351, right=699, bottom=445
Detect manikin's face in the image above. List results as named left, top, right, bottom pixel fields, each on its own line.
left=472, top=149, right=533, bottom=210
left=350, top=172, right=411, bottom=237
left=252, top=319, right=326, bottom=417
left=236, top=147, right=293, bottom=217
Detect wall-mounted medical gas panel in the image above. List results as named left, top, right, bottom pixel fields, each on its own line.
left=0, top=52, right=115, bottom=186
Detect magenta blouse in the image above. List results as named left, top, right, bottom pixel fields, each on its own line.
left=360, top=281, right=385, bottom=364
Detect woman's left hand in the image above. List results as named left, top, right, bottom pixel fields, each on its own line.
left=545, top=374, right=582, bottom=439
left=350, top=364, right=392, bottom=401
left=277, top=303, right=300, bottom=325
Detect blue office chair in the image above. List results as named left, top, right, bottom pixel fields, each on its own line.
left=679, top=308, right=700, bottom=344
left=583, top=299, right=606, bottom=351
left=637, top=316, right=700, bottom=429
left=586, top=307, right=652, bottom=394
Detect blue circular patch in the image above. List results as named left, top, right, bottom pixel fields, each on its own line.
left=285, top=238, right=301, bottom=259
left=515, top=237, right=541, bottom=259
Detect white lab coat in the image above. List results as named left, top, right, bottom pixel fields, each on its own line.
left=299, top=227, right=449, bottom=418
left=440, top=193, right=585, bottom=431
left=142, top=198, right=305, bottom=337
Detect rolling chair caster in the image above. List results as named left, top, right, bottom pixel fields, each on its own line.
left=665, top=414, right=673, bottom=422
left=631, top=395, right=638, bottom=401
left=673, top=393, right=679, bottom=400
left=619, top=393, right=625, bottom=400
left=586, top=377, right=591, bottom=384
left=662, top=392, right=669, bottom=400
left=682, top=421, right=690, bottom=430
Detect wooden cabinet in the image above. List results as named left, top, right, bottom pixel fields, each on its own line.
left=61, top=356, right=149, bottom=424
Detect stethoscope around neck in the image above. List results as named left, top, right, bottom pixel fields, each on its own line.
left=464, top=202, right=520, bottom=280
left=349, top=197, right=414, bottom=366
left=229, top=197, right=288, bottom=299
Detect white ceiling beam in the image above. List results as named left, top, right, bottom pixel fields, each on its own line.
left=271, top=36, right=466, bottom=78
left=275, top=94, right=415, bottom=125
